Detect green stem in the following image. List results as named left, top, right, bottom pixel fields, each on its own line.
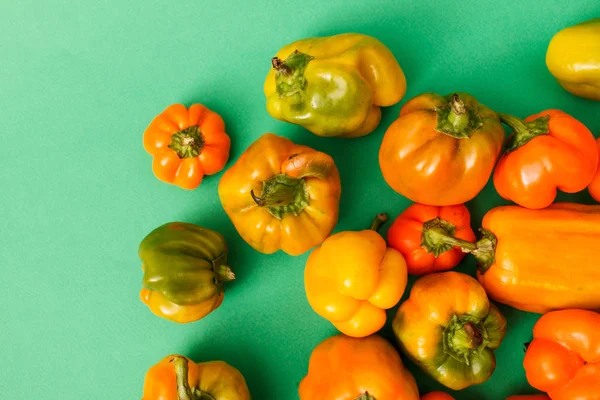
left=435, top=93, right=483, bottom=139
left=421, top=217, right=477, bottom=257
left=168, top=126, right=204, bottom=158
left=272, top=50, right=313, bottom=101
left=355, top=393, right=377, bottom=400
left=172, top=356, right=216, bottom=400
left=251, top=174, right=309, bottom=220
left=216, top=265, right=235, bottom=282
left=498, top=112, right=550, bottom=153
left=443, top=315, right=490, bottom=366
left=472, top=229, right=497, bottom=274
left=370, top=213, right=389, bottom=232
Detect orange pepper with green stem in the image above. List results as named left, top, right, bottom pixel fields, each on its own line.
left=143, top=104, right=231, bottom=190
left=386, top=203, right=476, bottom=275
left=218, top=133, right=341, bottom=256
left=304, top=214, right=408, bottom=337
left=523, top=309, right=600, bottom=400
left=141, top=354, right=250, bottom=400
left=298, top=334, right=419, bottom=400
left=493, top=110, right=597, bottom=209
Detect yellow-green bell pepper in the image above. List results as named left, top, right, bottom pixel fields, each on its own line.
left=263, top=33, right=406, bottom=138
left=546, top=18, right=600, bottom=101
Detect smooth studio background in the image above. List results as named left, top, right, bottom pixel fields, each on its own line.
left=2, top=1, right=599, bottom=398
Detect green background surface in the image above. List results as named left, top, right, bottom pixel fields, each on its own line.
left=2, top=0, right=599, bottom=398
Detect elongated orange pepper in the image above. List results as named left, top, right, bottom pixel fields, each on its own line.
left=143, top=103, right=231, bottom=190
left=304, top=214, right=408, bottom=337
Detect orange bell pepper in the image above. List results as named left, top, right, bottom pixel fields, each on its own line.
left=386, top=203, right=476, bottom=275
left=218, top=133, right=341, bottom=256
left=588, top=137, right=600, bottom=202
left=421, top=392, right=455, bottom=400
left=506, top=396, right=550, bottom=400
left=523, top=309, right=600, bottom=400
left=304, top=214, right=408, bottom=337
left=393, top=271, right=507, bottom=390
left=474, top=203, right=600, bottom=313
left=141, top=354, right=250, bottom=400
left=298, top=334, right=419, bottom=400
left=378, top=92, right=505, bottom=205
left=493, top=110, right=597, bottom=209
left=143, top=104, right=231, bottom=190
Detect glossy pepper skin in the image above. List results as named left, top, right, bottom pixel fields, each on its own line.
left=386, top=203, right=476, bottom=275
left=588, top=138, right=600, bottom=202
left=523, top=309, right=600, bottom=400
left=493, top=110, right=598, bottom=209
left=474, top=203, right=600, bottom=313
left=546, top=18, right=600, bottom=101
left=218, top=133, right=341, bottom=256
left=138, top=222, right=235, bottom=323
left=264, top=33, right=406, bottom=138
left=379, top=92, right=505, bottom=205
left=304, top=214, right=408, bottom=337
left=143, top=104, right=231, bottom=190
left=141, top=354, right=250, bottom=400
left=393, top=271, right=507, bottom=391
left=298, top=334, right=419, bottom=400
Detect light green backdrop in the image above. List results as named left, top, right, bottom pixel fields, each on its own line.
left=1, top=0, right=599, bottom=399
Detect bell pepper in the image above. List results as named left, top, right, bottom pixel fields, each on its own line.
left=142, top=354, right=250, bottom=400
left=546, top=18, right=600, bottom=101
left=386, top=203, right=476, bottom=275
left=493, top=110, right=598, bottom=209
left=379, top=92, right=505, bottom=205
left=392, top=271, right=507, bottom=390
left=263, top=33, right=406, bottom=138
left=218, top=133, right=341, bottom=256
left=506, top=396, right=550, bottom=400
left=138, top=222, right=235, bottom=323
left=588, top=138, right=600, bottom=202
left=298, top=334, right=419, bottom=400
left=470, top=203, right=600, bottom=313
left=523, top=309, right=600, bottom=400
left=143, top=104, right=231, bottom=190
left=304, top=214, right=408, bottom=338
left=421, top=392, right=455, bottom=400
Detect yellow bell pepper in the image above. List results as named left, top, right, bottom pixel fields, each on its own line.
left=263, top=33, right=406, bottom=138
left=546, top=18, right=600, bottom=101
left=218, top=133, right=341, bottom=256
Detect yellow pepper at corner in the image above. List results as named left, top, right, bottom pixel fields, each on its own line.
left=263, top=33, right=407, bottom=138
left=218, top=133, right=341, bottom=256
left=546, top=18, right=600, bottom=101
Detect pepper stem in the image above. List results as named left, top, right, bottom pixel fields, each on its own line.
left=251, top=174, right=309, bottom=220
left=355, top=393, right=377, bottom=400
left=421, top=217, right=477, bottom=257
left=273, top=50, right=313, bottom=100
left=370, top=213, right=389, bottom=232
left=443, top=315, right=489, bottom=365
left=472, top=229, right=497, bottom=274
left=171, top=356, right=216, bottom=400
left=216, top=265, right=235, bottom=282
left=498, top=112, right=550, bottom=153
left=168, top=126, right=204, bottom=159
left=435, top=93, right=483, bottom=139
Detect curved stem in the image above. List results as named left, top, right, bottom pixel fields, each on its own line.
left=472, top=229, right=497, bottom=274
left=498, top=112, right=550, bottom=153
left=370, top=213, right=389, bottom=231
left=421, top=217, right=476, bottom=257
left=173, top=356, right=195, bottom=400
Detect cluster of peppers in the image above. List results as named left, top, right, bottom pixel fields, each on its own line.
left=138, top=18, right=600, bottom=400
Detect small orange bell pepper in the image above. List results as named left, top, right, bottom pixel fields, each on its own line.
left=523, top=309, right=600, bottom=400
left=304, top=214, right=408, bottom=337
left=141, top=354, right=250, bottom=400
left=386, top=203, right=476, bottom=275
left=298, top=334, right=419, bottom=400
left=218, top=133, right=341, bottom=256
left=493, top=110, right=597, bottom=209
left=421, top=392, right=455, bottom=400
left=588, top=137, right=600, bottom=202
left=143, top=103, right=231, bottom=190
